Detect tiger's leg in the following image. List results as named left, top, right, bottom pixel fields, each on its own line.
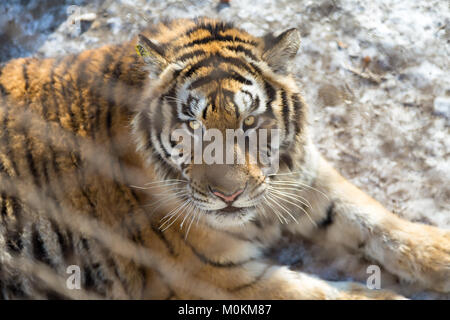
left=294, top=153, right=450, bottom=293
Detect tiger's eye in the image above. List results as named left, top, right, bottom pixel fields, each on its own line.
left=189, top=120, right=200, bottom=130
left=244, top=116, right=255, bottom=127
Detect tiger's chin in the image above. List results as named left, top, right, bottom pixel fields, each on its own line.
left=202, top=206, right=258, bottom=229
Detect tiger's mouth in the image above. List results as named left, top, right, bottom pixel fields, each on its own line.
left=216, top=205, right=256, bottom=215
left=219, top=206, right=246, bottom=214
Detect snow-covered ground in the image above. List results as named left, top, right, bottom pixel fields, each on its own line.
left=1, top=0, right=449, bottom=299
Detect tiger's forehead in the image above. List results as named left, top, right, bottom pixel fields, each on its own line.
left=177, top=71, right=265, bottom=124
left=148, top=18, right=261, bottom=59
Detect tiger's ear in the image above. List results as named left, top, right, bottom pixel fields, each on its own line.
left=262, top=28, right=301, bottom=74
left=136, top=34, right=169, bottom=77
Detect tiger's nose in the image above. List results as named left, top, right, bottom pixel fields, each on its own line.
left=210, top=187, right=245, bottom=204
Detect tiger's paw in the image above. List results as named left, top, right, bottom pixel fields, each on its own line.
left=418, top=229, right=450, bottom=293
left=397, top=225, right=450, bottom=293
left=335, top=282, right=406, bottom=300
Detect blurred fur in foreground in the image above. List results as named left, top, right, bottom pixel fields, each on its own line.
left=0, top=18, right=449, bottom=299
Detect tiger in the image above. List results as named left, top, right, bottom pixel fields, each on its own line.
left=0, top=17, right=449, bottom=300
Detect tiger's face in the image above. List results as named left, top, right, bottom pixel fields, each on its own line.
left=133, top=19, right=305, bottom=228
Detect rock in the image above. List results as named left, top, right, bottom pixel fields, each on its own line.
left=216, top=0, right=231, bottom=12
left=318, top=84, right=345, bottom=107
left=433, top=96, right=450, bottom=118
left=79, top=12, right=97, bottom=22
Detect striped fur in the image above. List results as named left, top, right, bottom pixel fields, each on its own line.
left=0, top=18, right=449, bottom=300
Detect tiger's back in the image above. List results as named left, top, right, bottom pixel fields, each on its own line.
left=0, top=39, right=157, bottom=299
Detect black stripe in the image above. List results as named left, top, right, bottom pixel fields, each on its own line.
left=251, top=95, right=260, bottom=113
left=104, top=47, right=128, bottom=138
left=6, top=229, right=23, bottom=254
left=76, top=53, right=94, bottom=128
left=79, top=238, right=114, bottom=296
left=1, top=106, right=20, bottom=176
left=22, top=59, right=30, bottom=92
left=188, top=73, right=217, bottom=90
left=292, top=94, right=303, bottom=136
left=38, top=79, right=67, bottom=223
left=280, top=89, right=290, bottom=137
left=5, top=197, right=24, bottom=255
left=52, top=56, right=91, bottom=213
left=41, top=59, right=65, bottom=208
left=230, top=266, right=269, bottom=292
left=180, top=94, right=195, bottom=118
left=139, top=112, right=153, bottom=151
left=220, top=229, right=256, bottom=243
left=185, top=240, right=254, bottom=268
left=39, top=60, right=55, bottom=123
left=138, top=266, right=147, bottom=295
left=202, top=104, right=208, bottom=120
left=0, top=62, right=8, bottom=97
left=6, top=275, right=26, bottom=298
left=157, top=132, right=172, bottom=158
left=181, top=54, right=259, bottom=81
left=80, top=238, right=96, bottom=291
left=319, top=201, right=335, bottom=229
left=185, top=20, right=235, bottom=38
left=126, top=50, right=147, bottom=88
left=263, top=81, right=276, bottom=117
left=31, top=224, right=53, bottom=267
left=0, top=193, right=6, bottom=218
left=0, top=83, right=7, bottom=97
left=228, top=71, right=253, bottom=86
left=280, top=154, right=294, bottom=171
left=102, top=48, right=147, bottom=245
left=0, top=264, right=5, bottom=299
left=44, top=289, right=67, bottom=300
left=0, top=158, right=5, bottom=175
left=50, top=219, right=73, bottom=260
left=188, top=69, right=252, bottom=90
left=59, top=57, right=79, bottom=133
left=105, top=255, right=130, bottom=294
left=22, top=127, right=41, bottom=188
left=84, top=265, right=95, bottom=290
left=252, top=218, right=263, bottom=229
left=176, top=49, right=207, bottom=62
left=178, top=35, right=257, bottom=51
left=48, top=57, right=65, bottom=128
left=225, top=45, right=258, bottom=61
left=92, top=51, right=115, bottom=140
left=151, top=224, right=177, bottom=256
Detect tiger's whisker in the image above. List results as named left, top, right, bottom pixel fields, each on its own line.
left=184, top=204, right=198, bottom=240
left=267, top=193, right=299, bottom=224
left=131, top=182, right=186, bottom=190
left=144, top=179, right=188, bottom=185
left=159, top=200, right=191, bottom=231
left=264, top=195, right=288, bottom=224
left=142, top=192, right=188, bottom=210
left=267, top=187, right=311, bottom=208
left=180, top=202, right=194, bottom=229
left=268, top=191, right=317, bottom=227
left=269, top=181, right=329, bottom=200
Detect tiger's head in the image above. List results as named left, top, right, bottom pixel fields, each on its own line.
left=133, top=18, right=308, bottom=228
